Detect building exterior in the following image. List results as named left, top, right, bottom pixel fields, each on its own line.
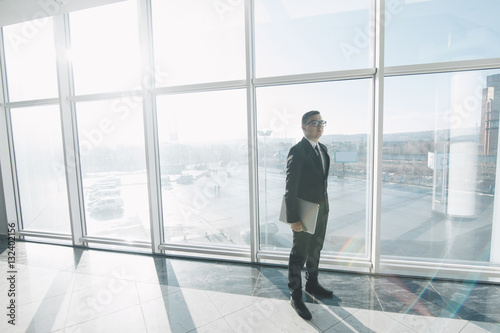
left=481, top=74, right=500, bottom=155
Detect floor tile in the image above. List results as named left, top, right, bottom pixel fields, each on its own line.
left=386, top=312, right=468, bottom=332
left=308, top=303, right=357, bottom=331
left=460, top=320, right=500, bottom=333
left=135, top=280, right=181, bottom=304
left=194, top=317, right=234, bottom=333
left=65, top=305, right=147, bottom=333
left=326, top=308, right=410, bottom=333
left=370, top=276, right=459, bottom=318
left=1, top=237, right=500, bottom=332
left=141, top=288, right=224, bottom=332
left=0, top=293, right=72, bottom=333
left=16, top=269, right=75, bottom=306
left=65, top=276, right=141, bottom=327
left=223, top=296, right=320, bottom=332
left=205, top=290, right=258, bottom=317
left=319, top=273, right=382, bottom=311
left=252, top=267, right=289, bottom=300
left=430, top=279, right=500, bottom=323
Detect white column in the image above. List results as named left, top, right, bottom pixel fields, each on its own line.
left=447, top=142, right=477, bottom=218
left=0, top=27, right=20, bottom=234
left=447, top=72, right=479, bottom=219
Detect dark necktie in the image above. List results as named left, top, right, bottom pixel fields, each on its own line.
left=314, top=145, right=323, bottom=173
left=314, top=145, right=320, bottom=157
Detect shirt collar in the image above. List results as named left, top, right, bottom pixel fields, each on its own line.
left=305, top=137, right=320, bottom=149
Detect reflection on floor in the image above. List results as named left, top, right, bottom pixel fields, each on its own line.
left=0, top=237, right=499, bottom=332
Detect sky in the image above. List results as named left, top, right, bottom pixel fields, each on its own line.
left=2, top=0, right=500, bottom=144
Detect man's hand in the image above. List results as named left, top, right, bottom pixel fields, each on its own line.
left=291, top=222, right=306, bottom=232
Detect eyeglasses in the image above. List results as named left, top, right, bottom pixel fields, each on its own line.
left=305, top=120, right=327, bottom=127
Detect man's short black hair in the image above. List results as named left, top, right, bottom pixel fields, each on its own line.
left=302, top=110, right=320, bottom=125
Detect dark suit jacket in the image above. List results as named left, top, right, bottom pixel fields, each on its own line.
left=285, top=137, right=330, bottom=223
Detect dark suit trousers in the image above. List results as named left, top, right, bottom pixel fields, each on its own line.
left=288, top=205, right=329, bottom=291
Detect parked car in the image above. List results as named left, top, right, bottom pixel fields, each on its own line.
left=176, top=174, right=194, bottom=184
left=87, top=188, right=121, bottom=204
left=88, top=197, right=124, bottom=216
left=88, top=177, right=122, bottom=192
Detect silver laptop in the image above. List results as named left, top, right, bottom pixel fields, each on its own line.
left=279, top=196, right=319, bottom=234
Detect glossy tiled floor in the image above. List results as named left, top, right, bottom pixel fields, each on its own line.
left=1, top=237, right=499, bottom=333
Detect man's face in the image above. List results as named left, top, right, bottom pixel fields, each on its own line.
left=302, top=114, right=324, bottom=142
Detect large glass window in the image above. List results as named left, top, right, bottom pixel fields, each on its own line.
left=2, top=18, right=58, bottom=102
left=256, top=80, right=372, bottom=255
left=2, top=0, right=500, bottom=280
left=151, top=0, right=245, bottom=86
left=382, top=70, right=500, bottom=265
left=76, top=98, right=151, bottom=242
left=385, top=0, right=500, bottom=67
left=10, top=106, right=71, bottom=233
left=156, top=90, right=249, bottom=248
left=254, top=0, right=372, bottom=78
left=69, top=0, right=141, bottom=95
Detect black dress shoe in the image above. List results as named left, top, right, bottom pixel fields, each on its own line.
left=305, top=283, right=333, bottom=298
left=290, top=296, right=312, bottom=320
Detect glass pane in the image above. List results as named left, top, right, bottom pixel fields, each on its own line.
left=10, top=105, right=71, bottom=233
left=256, top=80, right=371, bottom=255
left=382, top=70, right=500, bottom=265
left=76, top=98, right=150, bottom=242
left=3, top=18, right=58, bottom=101
left=254, top=0, right=371, bottom=78
left=157, top=90, right=249, bottom=248
left=69, top=0, right=141, bottom=95
left=151, top=0, right=245, bottom=86
left=385, top=0, right=500, bottom=66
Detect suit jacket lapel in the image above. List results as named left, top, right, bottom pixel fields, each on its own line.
left=318, top=143, right=329, bottom=178
left=301, top=138, right=328, bottom=177
left=307, top=140, right=324, bottom=176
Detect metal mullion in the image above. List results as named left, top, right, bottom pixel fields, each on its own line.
left=385, top=58, right=500, bottom=77
left=382, top=259, right=500, bottom=272
left=150, top=80, right=247, bottom=96
left=253, top=68, right=376, bottom=87
left=67, top=90, right=143, bottom=103
left=81, top=236, right=151, bottom=249
left=54, top=14, right=85, bottom=246
left=370, top=0, right=385, bottom=275
left=244, top=0, right=259, bottom=263
left=257, top=251, right=373, bottom=268
left=17, top=230, right=72, bottom=241
left=159, top=243, right=250, bottom=258
left=1, top=98, right=60, bottom=108
left=138, top=0, right=162, bottom=254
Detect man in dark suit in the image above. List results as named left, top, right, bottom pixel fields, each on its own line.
left=285, top=110, right=333, bottom=320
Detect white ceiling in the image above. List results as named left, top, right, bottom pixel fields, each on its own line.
left=0, top=0, right=125, bottom=27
